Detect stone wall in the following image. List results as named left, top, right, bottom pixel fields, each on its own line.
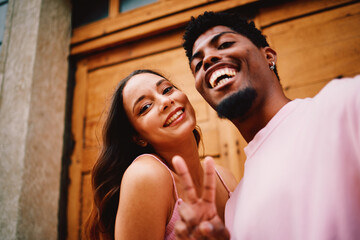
left=0, top=0, right=71, bottom=239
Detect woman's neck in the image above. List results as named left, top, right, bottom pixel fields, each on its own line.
left=155, top=134, right=204, bottom=193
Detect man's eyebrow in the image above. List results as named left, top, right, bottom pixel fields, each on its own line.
left=190, top=52, right=201, bottom=64
left=190, top=31, right=236, bottom=64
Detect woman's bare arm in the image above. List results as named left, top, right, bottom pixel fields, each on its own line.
left=115, top=156, right=174, bottom=240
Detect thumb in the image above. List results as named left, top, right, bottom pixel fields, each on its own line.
left=199, top=217, right=230, bottom=240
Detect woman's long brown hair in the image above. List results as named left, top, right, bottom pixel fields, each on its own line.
left=83, top=69, right=200, bottom=239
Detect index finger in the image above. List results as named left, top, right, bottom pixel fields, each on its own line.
left=201, top=156, right=216, bottom=203
left=172, top=155, right=198, bottom=203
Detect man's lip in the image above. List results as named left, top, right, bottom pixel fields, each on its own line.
left=205, top=63, right=239, bottom=88
left=163, top=107, right=184, bottom=127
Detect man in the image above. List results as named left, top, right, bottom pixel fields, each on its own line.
left=172, top=11, right=360, bottom=239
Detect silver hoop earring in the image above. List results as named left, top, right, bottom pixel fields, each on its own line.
left=270, top=61, right=275, bottom=70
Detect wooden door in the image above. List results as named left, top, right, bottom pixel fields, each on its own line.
left=258, top=0, right=360, bottom=98
left=66, top=0, right=360, bottom=238
left=68, top=29, right=245, bottom=239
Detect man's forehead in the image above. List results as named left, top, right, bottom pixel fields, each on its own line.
left=192, top=26, right=236, bottom=55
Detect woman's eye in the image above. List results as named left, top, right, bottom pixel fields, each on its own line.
left=218, top=41, right=234, bottom=50
left=139, top=103, right=151, bottom=115
left=163, top=86, right=173, bottom=94
left=195, top=61, right=202, bottom=72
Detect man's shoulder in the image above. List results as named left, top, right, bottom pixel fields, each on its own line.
left=291, top=75, right=359, bottom=127
left=310, top=75, right=360, bottom=107
left=316, top=75, right=360, bottom=98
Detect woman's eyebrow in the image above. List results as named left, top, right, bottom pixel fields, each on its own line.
left=156, top=78, right=167, bottom=87
left=132, top=79, right=167, bottom=113
left=133, top=95, right=145, bottom=113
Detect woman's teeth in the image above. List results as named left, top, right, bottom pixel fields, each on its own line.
left=165, top=110, right=183, bottom=126
left=209, top=68, right=236, bottom=88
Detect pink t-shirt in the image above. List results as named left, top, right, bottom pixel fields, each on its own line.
left=225, top=76, right=360, bottom=239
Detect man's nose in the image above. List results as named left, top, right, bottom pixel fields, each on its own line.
left=203, top=54, right=220, bottom=71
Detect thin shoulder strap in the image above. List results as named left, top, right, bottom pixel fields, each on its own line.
left=215, top=168, right=232, bottom=197
left=134, top=154, right=179, bottom=199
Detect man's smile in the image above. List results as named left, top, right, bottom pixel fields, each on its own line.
left=205, top=63, right=240, bottom=90
left=209, top=67, right=237, bottom=88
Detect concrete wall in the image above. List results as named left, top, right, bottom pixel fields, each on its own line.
left=0, top=0, right=71, bottom=239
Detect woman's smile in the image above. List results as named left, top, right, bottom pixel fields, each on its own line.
left=164, top=108, right=185, bottom=127
left=122, top=72, right=196, bottom=147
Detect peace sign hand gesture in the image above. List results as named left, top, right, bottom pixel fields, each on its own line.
left=172, top=156, right=230, bottom=240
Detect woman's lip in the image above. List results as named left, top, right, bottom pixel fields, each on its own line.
left=164, top=107, right=184, bottom=127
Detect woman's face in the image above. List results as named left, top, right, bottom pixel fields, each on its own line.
left=123, top=73, right=196, bottom=149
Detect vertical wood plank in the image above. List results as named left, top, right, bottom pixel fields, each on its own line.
left=109, top=0, right=119, bottom=18
left=218, top=119, right=246, bottom=181
left=67, top=60, right=88, bottom=240
left=80, top=173, right=93, bottom=240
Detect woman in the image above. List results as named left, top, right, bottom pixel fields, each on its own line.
left=85, top=69, right=237, bottom=239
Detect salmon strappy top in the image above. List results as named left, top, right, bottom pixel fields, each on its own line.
left=133, top=154, right=232, bottom=240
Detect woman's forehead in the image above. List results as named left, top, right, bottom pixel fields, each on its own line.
left=125, top=73, right=164, bottom=92
left=123, top=73, right=168, bottom=105
left=131, top=72, right=164, bottom=84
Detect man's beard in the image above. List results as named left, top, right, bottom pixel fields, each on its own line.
left=216, top=87, right=257, bottom=120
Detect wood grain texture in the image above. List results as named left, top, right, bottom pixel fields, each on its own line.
left=68, top=1, right=360, bottom=238
left=71, top=0, right=259, bottom=55
left=67, top=60, right=88, bottom=240
left=263, top=2, right=360, bottom=98
left=71, top=0, right=258, bottom=45
left=258, top=0, right=355, bottom=28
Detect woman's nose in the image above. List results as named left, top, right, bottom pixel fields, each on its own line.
left=159, top=95, right=174, bottom=112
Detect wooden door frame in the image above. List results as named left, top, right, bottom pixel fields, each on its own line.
left=71, top=0, right=259, bottom=55
left=66, top=0, right=359, bottom=238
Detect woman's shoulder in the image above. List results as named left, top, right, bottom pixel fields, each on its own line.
left=214, top=164, right=238, bottom=191
left=121, top=154, right=174, bottom=192
left=115, top=154, right=175, bottom=238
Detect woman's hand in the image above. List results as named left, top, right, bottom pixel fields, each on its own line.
left=172, top=156, right=230, bottom=240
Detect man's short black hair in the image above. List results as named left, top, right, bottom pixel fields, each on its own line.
left=183, top=11, right=269, bottom=62
left=183, top=11, right=279, bottom=80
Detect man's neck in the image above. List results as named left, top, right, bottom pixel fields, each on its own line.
left=232, top=94, right=291, bottom=143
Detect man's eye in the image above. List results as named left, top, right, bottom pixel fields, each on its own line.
left=139, top=103, right=151, bottom=115
left=163, top=86, right=173, bottom=94
left=218, top=41, right=234, bottom=50
left=195, top=61, right=202, bottom=72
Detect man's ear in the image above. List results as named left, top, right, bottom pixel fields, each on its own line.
left=132, top=135, right=148, bottom=147
left=264, top=46, right=277, bottom=66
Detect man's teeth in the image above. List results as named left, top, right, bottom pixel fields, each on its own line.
left=165, top=110, right=183, bottom=126
left=209, top=68, right=236, bottom=88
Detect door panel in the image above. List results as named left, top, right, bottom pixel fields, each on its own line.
left=262, top=2, right=360, bottom=99
left=73, top=44, right=245, bottom=238
left=85, top=47, right=229, bottom=159
left=68, top=2, right=360, bottom=238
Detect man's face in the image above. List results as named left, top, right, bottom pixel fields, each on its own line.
left=190, top=26, right=272, bottom=112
